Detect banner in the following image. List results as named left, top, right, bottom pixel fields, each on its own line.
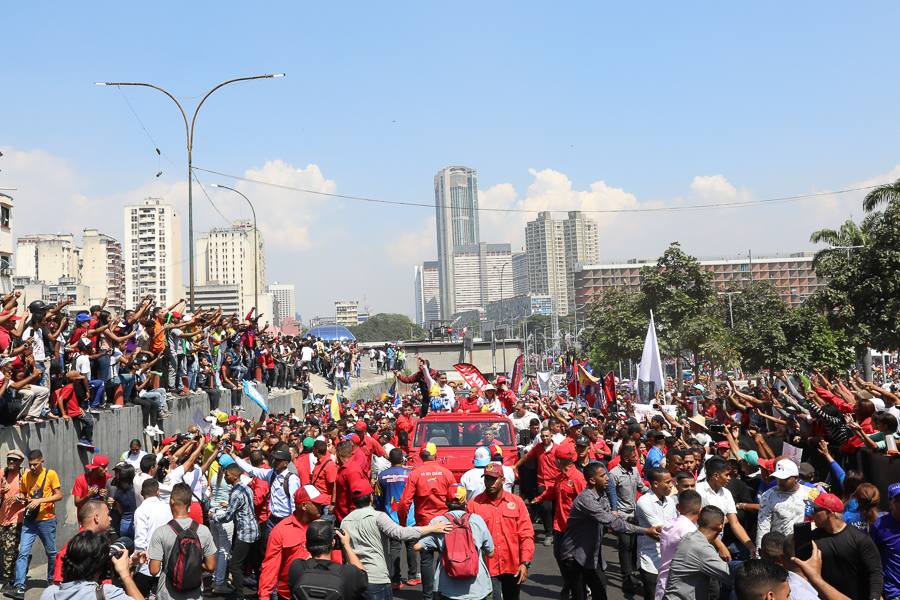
left=327, top=391, right=342, bottom=422
left=577, top=363, right=600, bottom=408
left=604, top=371, right=616, bottom=411
left=242, top=380, right=269, bottom=412
left=632, top=403, right=677, bottom=423
left=537, top=371, right=552, bottom=396
left=510, top=355, right=524, bottom=394
left=453, top=363, right=490, bottom=390
left=388, top=377, right=401, bottom=409
left=637, top=311, right=666, bottom=402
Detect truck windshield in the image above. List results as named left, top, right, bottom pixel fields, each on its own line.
left=413, top=420, right=514, bottom=448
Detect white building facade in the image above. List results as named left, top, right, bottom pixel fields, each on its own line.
left=196, top=219, right=266, bottom=315
left=124, top=198, right=183, bottom=308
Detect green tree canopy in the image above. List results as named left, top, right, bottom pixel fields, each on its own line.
left=347, top=313, right=425, bottom=343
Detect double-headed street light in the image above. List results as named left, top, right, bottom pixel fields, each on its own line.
left=96, top=74, right=284, bottom=310
left=210, top=184, right=258, bottom=312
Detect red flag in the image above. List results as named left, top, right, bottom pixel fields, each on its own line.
left=453, top=363, right=490, bottom=390
left=510, top=355, right=524, bottom=393
left=604, top=371, right=617, bottom=410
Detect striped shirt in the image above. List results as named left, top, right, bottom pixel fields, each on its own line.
left=213, top=481, right=258, bottom=543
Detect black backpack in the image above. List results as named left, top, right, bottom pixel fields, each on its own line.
left=165, top=520, right=203, bottom=591
left=291, top=559, right=347, bottom=600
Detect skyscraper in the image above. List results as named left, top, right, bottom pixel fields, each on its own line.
left=434, top=166, right=479, bottom=319
left=512, top=251, right=529, bottom=297
left=452, top=243, right=513, bottom=315
left=415, top=261, right=441, bottom=327
left=196, top=219, right=266, bottom=315
left=124, top=198, right=183, bottom=307
left=525, top=211, right=600, bottom=317
left=267, top=282, right=295, bottom=325
left=82, top=229, right=125, bottom=312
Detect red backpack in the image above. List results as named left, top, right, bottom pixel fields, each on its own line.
left=440, top=514, right=479, bottom=579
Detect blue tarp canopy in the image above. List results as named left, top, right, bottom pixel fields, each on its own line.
left=306, top=325, right=356, bottom=341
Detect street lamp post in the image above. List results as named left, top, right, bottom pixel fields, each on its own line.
left=210, top=184, right=258, bottom=312
left=717, top=291, right=742, bottom=328
left=96, top=74, right=284, bottom=310
left=829, top=245, right=865, bottom=258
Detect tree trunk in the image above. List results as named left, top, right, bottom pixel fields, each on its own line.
left=675, top=345, right=683, bottom=392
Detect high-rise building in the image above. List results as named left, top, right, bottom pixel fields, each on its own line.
left=267, top=282, right=295, bottom=326
left=434, top=166, right=480, bottom=319
left=562, top=211, right=600, bottom=314
left=82, top=229, right=125, bottom=312
left=0, top=194, right=12, bottom=294
left=334, top=301, right=359, bottom=326
left=525, top=212, right=568, bottom=315
left=415, top=261, right=441, bottom=327
left=188, top=283, right=241, bottom=316
left=524, top=211, right=600, bottom=317
left=16, top=233, right=81, bottom=285
left=196, top=219, right=266, bottom=315
left=452, top=243, right=514, bottom=315
left=512, top=251, right=528, bottom=297
left=124, top=198, right=183, bottom=307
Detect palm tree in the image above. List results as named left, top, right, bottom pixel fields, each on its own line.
left=862, top=177, right=900, bottom=212
left=809, top=215, right=876, bottom=270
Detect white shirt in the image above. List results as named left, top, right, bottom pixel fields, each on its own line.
left=635, top=492, right=679, bottom=573
left=301, top=346, right=314, bottom=362
left=133, top=495, right=173, bottom=576
left=552, top=433, right=567, bottom=445
left=122, top=450, right=148, bottom=472
left=23, top=327, right=45, bottom=361
left=166, top=465, right=209, bottom=501
left=696, top=480, right=736, bottom=538
left=75, top=354, right=91, bottom=377
left=511, top=411, right=539, bottom=432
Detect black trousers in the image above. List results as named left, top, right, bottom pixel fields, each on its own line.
left=535, top=485, right=553, bottom=535
left=229, top=539, right=252, bottom=597
left=491, top=574, right=521, bottom=600
left=133, top=572, right=157, bottom=599
left=389, top=537, right=419, bottom=583
left=616, top=530, right=638, bottom=582
left=639, top=568, right=657, bottom=600
left=562, top=559, right=607, bottom=600
left=132, top=396, right=158, bottom=428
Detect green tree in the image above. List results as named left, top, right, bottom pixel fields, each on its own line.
left=862, top=177, right=900, bottom=212
left=583, top=289, right=648, bottom=373
left=809, top=215, right=876, bottom=273
left=346, top=313, right=425, bottom=343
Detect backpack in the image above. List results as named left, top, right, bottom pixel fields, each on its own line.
left=165, top=520, right=203, bottom=591
left=290, top=559, right=347, bottom=600
left=441, top=513, right=479, bottom=579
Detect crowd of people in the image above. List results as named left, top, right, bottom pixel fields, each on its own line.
left=0, top=289, right=898, bottom=600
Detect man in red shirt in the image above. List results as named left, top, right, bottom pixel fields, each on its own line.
left=354, top=421, right=386, bottom=466
left=398, top=442, right=457, bottom=600
left=469, top=463, right=535, bottom=600
left=513, top=428, right=558, bottom=545
left=495, top=376, right=517, bottom=414
left=584, top=426, right=611, bottom=461
left=333, top=440, right=366, bottom=523
left=395, top=404, right=416, bottom=449
left=308, top=440, right=337, bottom=498
left=532, top=445, right=586, bottom=599
left=348, top=433, right=372, bottom=478
left=52, top=499, right=111, bottom=584
left=259, top=484, right=334, bottom=600
left=72, top=455, right=111, bottom=511
left=558, top=419, right=584, bottom=450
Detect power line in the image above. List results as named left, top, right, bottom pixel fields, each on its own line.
left=192, top=166, right=879, bottom=214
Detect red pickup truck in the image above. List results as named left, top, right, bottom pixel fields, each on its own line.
left=407, top=412, right=517, bottom=479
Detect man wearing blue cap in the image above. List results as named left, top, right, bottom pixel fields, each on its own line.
left=871, top=482, right=900, bottom=600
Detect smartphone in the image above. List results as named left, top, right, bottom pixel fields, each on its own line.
left=675, top=427, right=683, bottom=438
left=793, top=522, right=813, bottom=561
left=710, top=425, right=725, bottom=434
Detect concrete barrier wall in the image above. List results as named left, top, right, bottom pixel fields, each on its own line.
left=0, top=385, right=304, bottom=568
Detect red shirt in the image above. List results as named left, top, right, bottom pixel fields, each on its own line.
left=349, top=447, right=370, bottom=478
left=457, top=395, right=480, bottom=413
left=71, top=472, right=111, bottom=499
left=309, top=457, right=337, bottom=497
left=589, top=438, right=611, bottom=460
left=334, top=461, right=367, bottom=522
left=398, top=461, right=457, bottom=526
left=396, top=414, right=416, bottom=434
left=533, top=466, right=586, bottom=532
left=526, top=443, right=559, bottom=488
left=497, top=390, right=517, bottom=414
left=468, top=491, right=535, bottom=576
left=360, top=435, right=386, bottom=463
left=295, top=454, right=314, bottom=486
left=259, top=515, right=342, bottom=600
left=248, top=477, right=271, bottom=522
left=57, top=384, right=84, bottom=418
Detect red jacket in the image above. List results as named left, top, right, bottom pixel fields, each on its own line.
left=468, top=491, right=535, bottom=576
left=497, top=389, right=516, bottom=414
left=334, top=461, right=366, bottom=522
left=534, top=466, right=586, bottom=532
left=258, top=515, right=342, bottom=600
left=526, top=442, right=560, bottom=488
left=398, top=461, right=457, bottom=526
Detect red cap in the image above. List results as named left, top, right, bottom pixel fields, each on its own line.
left=350, top=433, right=363, bottom=445
left=805, top=492, right=843, bottom=513
left=350, top=478, right=374, bottom=498
left=717, top=441, right=730, bottom=449
left=170, top=312, right=183, bottom=319
left=161, top=436, right=177, bottom=446
left=294, top=484, right=330, bottom=506
left=555, top=446, right=576, bottom=461
left=0, top=311, right=21, bottom=321
left=496, top=376, right=507, bottom=384
left=758, top=458, right=776, bottom=472
left=354, top=421, right=368, bottom=431
left=85, top=455, right=109, bottom=470
left=483, top=463, right=504, bottom=477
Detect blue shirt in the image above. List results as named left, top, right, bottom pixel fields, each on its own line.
left=377, top=465, right=415, bottom=526
left=646, top=446, right=664, bottom=469
left=418, top=511, right=494, bottom=600
left=212, top=481, right=259, bottom=543
left=871, top=513, right=900, bottom=598
left=233, top=457, right=301, bottom=518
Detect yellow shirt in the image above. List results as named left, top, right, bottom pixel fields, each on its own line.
left=20, top=468, right=60, bottom=521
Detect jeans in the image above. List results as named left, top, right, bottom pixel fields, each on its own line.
left=420, top=548, right=436, bottom=600
left=188, top=355, right=199, bottom=390
left=14, top=517, right=57, bottom=588
left=97, top=354, right=111, bottom=382
left=119, top=373, right=136, bottom=402
left=88, top=380, right=105, bottom=408
left=229, top=539, right=252, bottom=596
left=119, top=518, right=134, bottom=539
left=73, top=412, right=94, bottom=443
left=562, top=558, right=607, bottom=600
left=389, top=538, right=419, bottom=583
left=364, top=582, right=393, bottom=600
left=491, top=574, right=521, bottom=600
left=210, top=519, right=233, bottom=586
left=140, top=388, right=167, bottom=413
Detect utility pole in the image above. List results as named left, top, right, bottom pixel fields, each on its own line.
left=717, top=291, right=742, bottom=328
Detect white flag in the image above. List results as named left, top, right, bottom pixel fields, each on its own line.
left=637, top=311, right=666, bottom=401
left=243, top=380, right=269, bottom=411
left=537, top=371, right=552, bottom=396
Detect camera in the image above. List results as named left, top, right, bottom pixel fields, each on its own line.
left=333, top=528, right=346, bottom=547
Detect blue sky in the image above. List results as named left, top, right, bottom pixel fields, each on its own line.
left=3, top=3, right=900, bottom=319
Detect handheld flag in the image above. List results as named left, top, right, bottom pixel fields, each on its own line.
left=637, top=311, right=665, bottom=402
left=510, top=354, right=524, bottom=393
left=453, top=363, right=490, bottom=390
left=242, top=380, right=268, bottom=412
left=389, top=377, right=402, bottom=409
left=328, top=391, right=342, bottom=422
left=603, top=371, right=616, bottom=411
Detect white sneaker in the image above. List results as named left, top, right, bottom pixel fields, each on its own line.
left=144, top=426, right=156, bottom=436
left=110, top=404, right=123, bottom=410
left=152, top=426, right=165, bottom=435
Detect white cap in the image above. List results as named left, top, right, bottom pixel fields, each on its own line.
left=473, top=446, right=491, bottom=467
left=771, top=459, right=799, bottom=479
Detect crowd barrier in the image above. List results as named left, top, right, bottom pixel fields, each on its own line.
left=0, top=385, right=305, bottom=568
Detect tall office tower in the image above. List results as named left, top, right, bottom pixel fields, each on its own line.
left=196, top=219, right=266, bottom=315
left=0, top=193, right=12, bottom=294
left=414, top=261, right=441, bottom=327
left=512, top=251, right=529, bottom=297
left=124, top=198, right=183, bottom=308
left=434, top=166, right=480, bottom=319
left=16, top=233, right=81, bottom=284
left=452, top=243, right=513, bottom=315
left=82, top=229, right=125, bottom=312
left=525, top=212, right=569, bottom=316
left=562, top=211, right=600, bottom=315
left=267, top=282, right=295, bottom=326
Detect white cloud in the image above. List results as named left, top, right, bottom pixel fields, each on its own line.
left=385, top=215, right=436, bottom=265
